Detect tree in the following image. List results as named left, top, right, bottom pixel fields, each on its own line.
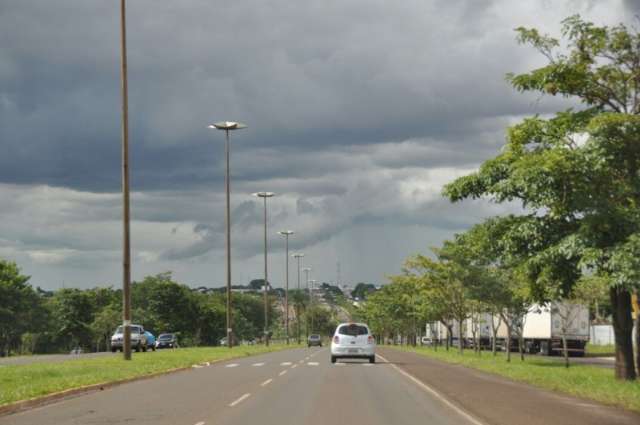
left=351, top=283, right=377, bottom=300
left=50, top=289, right=95, bottom=350
left=0, top=260, right=42, bottom=356
left=444, top=16, right=640, bottom=380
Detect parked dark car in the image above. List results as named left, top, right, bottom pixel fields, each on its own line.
left=308, top=334, right=322, bottom=347
left=155, top=333, right=179, bottom=349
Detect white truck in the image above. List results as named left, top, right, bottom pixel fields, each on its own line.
left=522, top=302, right=589, bottom=356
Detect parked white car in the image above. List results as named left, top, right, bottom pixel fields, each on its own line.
left=110, top=325, right=148, bottom=352
left=331, top=322, right=376, bottom=364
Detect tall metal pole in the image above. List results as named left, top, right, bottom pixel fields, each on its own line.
left=210, top=121, right=246, bottom=348
left=284, top=235, right=289, bottom=344
left=293, top=254, right=303, bottom=344
left=119, top=0, right=132, bottom=361
left=225, top=129, right=232, bottom=349
left=263, top=196, right=269, bottom=346
left=303, top=267, right=311, bottom=339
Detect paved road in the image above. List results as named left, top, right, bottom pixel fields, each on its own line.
left=2, top=347, right=476, bottom=425
left=0, top=352, right=116, bottom=366
left=2, top=347, right=639, bottom=425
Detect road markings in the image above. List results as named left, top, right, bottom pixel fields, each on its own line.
left=279, top=370, right=288, bottom=376
left=195, top=422, right=205, bottom=425
left=376, top=354, right=485, bottom=425
left=298, top=360, right=304, bottom=364
left=192, top=364, right=203, bottom=369
left=229, top=393, right=251, bottom=407
left=334, top=362, right=345, bottom=366
left=280, top=362, right=292, bottom=366
left=252, top=362, right=265, bottom=367
left=307, top=362, right=319, bottom=366
left=261, top=378, right=273, bottom=387
left=363, top=363, right=373, bottom=367
left=226, top=363, right=239, bottom=368
left=291, top=364, right=298, bottom=369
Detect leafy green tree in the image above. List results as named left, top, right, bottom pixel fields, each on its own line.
left=444, top=16, right=640, bottom=380
left=50, top=289, right=95, bottom=350
left=0, top=260, right=43, bottom=355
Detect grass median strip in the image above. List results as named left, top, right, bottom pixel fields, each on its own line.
left=0, top=344, right=299, bottom=407
left=390, top=345, right=640, bottom=413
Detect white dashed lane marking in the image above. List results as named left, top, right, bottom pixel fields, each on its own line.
left=195, top=422, right=205, bottom=425
left=279, top=370, right=288, bottom=376
left=307, top=362, right=319, bottom=366
left=225, top=363, right=239, bottom=368
left=261, top=379, right=273, bottom=387
left=252, top=362, right=265, bottom=367
left=291, top=364, right=298, bottom=369
left=280, top=362, right=292, bottom=366
left=334, top=363, right=345, bottom=366
left=229, top=393, right=251, bottom=407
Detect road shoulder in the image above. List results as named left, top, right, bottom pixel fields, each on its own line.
left=378, top=347, right=640, bottom=425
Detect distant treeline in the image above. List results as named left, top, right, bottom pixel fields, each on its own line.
left=0, top=260, right=282, bottom=356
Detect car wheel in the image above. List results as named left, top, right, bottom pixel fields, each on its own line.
left=152, top=346, right=156, bottom=351
left=142, top=346, right=147, bottom=352
left=135, top=344, right=140, bottom=352
left=331, top=356, right=337, bottom=364
left=369, top=356, right=375, bottom=364
left=111, top=347, right=116, bottom=353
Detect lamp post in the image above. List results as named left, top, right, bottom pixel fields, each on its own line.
left=254, top=192, right=275, bottom=346
left=278, top=230, right=294, bottom=344
left=309, top=279, right=317, bottom=333
left=302, top=266, right=312, bottom=339
left=292, top=253, right=304, bottom=344
left=119, top=0, right=132, bottom=361
left=209, top=121, right=247, bottom=349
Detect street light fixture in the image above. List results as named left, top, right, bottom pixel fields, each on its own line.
left=292, top=253, right=304, bottom=344
left=254, top=191, right=275, bottom=346
left=209, top=121, right=247, bottom=349
left=278, top=230, right=294, bottom=344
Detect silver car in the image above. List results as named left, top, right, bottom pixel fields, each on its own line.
left=331, top=323, right=376, bottom=363
left=110, top=325, right=148, bottom=352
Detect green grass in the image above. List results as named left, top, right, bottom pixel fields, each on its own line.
left=391, top=345, right=640, bottom=413
left=0, top=344, right=300, bottom=407
left=585, top=344, right=615, bottom=357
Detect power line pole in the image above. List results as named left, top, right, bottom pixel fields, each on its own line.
left=119, top=0, right=132, bottom=361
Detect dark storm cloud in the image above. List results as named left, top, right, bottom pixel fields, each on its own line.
left=0, top=1, right=630, bottom=287
left=1, top=0, right=575, bottom=193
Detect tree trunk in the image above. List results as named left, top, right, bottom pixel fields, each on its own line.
left=506, top=325, right=511, bottom=363
left=635, top=291, right=640, bottom=377
left=458, top=321, right=464, bottom=355
left=562, top=335, right=569, bottom=368
left=610, top=287, right=636, bottom=380
left=518, top=332, right=524, bottom=361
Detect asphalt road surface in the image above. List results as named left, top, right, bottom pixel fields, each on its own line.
left=2, top=347, right=639, bottom=425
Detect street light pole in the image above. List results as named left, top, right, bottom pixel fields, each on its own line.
left=279, top=231, right=294, bottom=344
left=254, top=192, right=275, bottom=346
left=309, top=279, right=317, bottom=333
left=119, top=0, right=132, bottom=361
left=302, top=267, right=311, bottom=339
left=292, top=253, right=304, bottom=344
left=209, top=121, right=247, bottom=348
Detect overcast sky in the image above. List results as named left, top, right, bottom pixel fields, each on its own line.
left=0, top=0, right=635, bottom=290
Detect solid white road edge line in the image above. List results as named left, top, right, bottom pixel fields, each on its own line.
left=261, top=379, right=273, bottom=387
left=228, top=393, right=251, bottom=407
left=375, top=354, right=486, bottom=425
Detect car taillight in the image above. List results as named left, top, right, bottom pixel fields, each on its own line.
left=368, top=335, right=374, bottom=344
left=333, top=336, right=340, bottom=344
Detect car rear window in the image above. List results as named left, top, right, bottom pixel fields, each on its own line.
left=338, top=324, right=368, bottom=336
